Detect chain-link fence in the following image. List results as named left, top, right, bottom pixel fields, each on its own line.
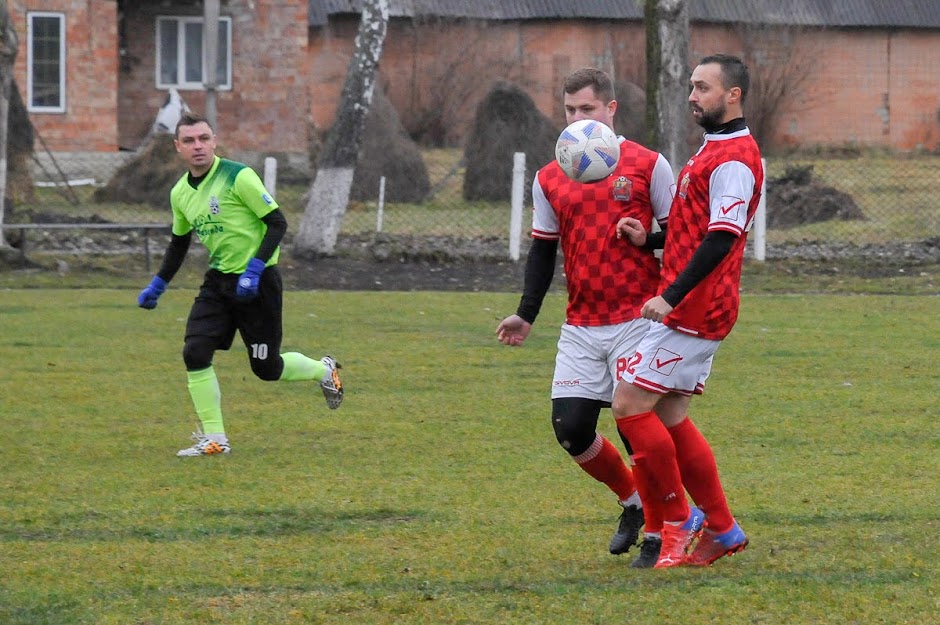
left=4, top=145, right=940, bottom=269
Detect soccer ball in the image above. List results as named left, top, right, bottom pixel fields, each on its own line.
left=554, top=119, right=620, bottom=182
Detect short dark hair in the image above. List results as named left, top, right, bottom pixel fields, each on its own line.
left=175, top=111, right=212, bottom=137
left=563, top=68, right=615, bottom=103
left=699, top=54, right=750, bottom=102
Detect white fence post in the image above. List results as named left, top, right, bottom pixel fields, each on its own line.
left=263, top=157, right=277, bottom=197
left=752, top=157, right=767, bottom=262
left=509, top=152, right=526, bottom=261
left=376, top=175, right=386, bottom=232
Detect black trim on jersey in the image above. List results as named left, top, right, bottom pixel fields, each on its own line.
left=156, top=231, right=192, bottom=283
left=255, top=209, right=287, bottom=263
left=661, top=230, right=736, bottom=307
left=516, top=237, right=558, bottom=324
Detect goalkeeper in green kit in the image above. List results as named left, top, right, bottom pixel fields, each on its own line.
left=137, top=112, right=343, bottom=457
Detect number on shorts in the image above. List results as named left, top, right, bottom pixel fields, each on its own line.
left=250, top=343, right=269, bottom=360
left=617, top=352, right=643, bottom=380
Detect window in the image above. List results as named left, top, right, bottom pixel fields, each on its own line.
left=27, top=12, right=66, bottom=113
left=156, top=16, right=232, bottom=90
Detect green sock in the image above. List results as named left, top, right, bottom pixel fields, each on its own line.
left=187, top=366, right=224, bottom=435
left=279, top=352, right=327, bottom=382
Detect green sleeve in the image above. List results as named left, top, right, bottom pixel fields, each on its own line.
left=233, top=167, right=279, bottom=219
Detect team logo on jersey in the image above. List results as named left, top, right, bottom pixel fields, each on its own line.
left=678, top=173, right=691, bottom=199
left=648, top=348, right=683, bottom=376
left=262, top=193, right=274, bottom=205
left=611, top=176, right=633, bottom=201
left=209, top=195, right=221, bottom=215
left=719, top=195, right=745, bottom=220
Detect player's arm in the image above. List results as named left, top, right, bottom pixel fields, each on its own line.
left=155, top=231, right=192, bottom=283
left=232, top=167, right=283, bottom=264
left=659, top=160, right=754, bottom=307
left=660, top=231, right=735, bottom=307
left=138, top=203, right=192, bottom=309
left=231, top=169, right=285, bottom=298
left=617, top=217, right=668, bottom=248
left=254, top=209, right=287, bottom=263
left=516, top=237, right=558, bottom=323
left=235, top=209, right=286, bottom=299
left=496, top=237, right=556, bottom=346
left=617, top=153, right=674, bottom=249
left=497, top=174, right=558, bottom=346
left=516, top=174, right=559, bottom=324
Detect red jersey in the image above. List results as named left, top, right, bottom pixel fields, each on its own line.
left=661, top=129, right=764, bottom=340
left=532, top=138, right=674, bottom=326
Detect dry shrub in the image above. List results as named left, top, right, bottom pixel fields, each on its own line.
left=463, top=81, right=558, bottom=202
left=613, top=80, right=647, bottom=143
left=767, top=165, right=866, bottom=228
left=93, top=134, right=183, bottom=208
left=350, top=85, right=430, bottom=203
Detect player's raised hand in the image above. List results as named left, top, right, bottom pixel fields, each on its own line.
left=137, top=275, right=167, bottom=309
left=616, top=217, right=648, bottom=246
left=496, top=314, right=532, bottom=346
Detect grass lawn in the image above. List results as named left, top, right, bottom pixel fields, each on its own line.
left=1, top=289, right=937, bottom=624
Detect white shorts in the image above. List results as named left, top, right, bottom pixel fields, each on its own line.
left=623, top=323, right=721, bottom=396
left=551, top=319, right=652, bottom=401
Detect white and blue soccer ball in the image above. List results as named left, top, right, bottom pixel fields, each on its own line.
left=554, top=119, right=620, bottom=182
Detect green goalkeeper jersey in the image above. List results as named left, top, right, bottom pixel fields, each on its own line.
left=170, top=156, right=280, bottom=274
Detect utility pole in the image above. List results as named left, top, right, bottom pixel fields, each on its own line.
left=203, top=0, right=220, bottom=130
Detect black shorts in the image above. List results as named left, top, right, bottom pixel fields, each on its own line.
left=185, top=266, right=283, bottom=358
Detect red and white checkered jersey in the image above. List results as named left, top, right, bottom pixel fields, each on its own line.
left=532, top=138, right=674, bottom=326
left=661, top=128, right=764, bottom=340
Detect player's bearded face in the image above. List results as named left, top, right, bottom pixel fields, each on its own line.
left=693, top=100, right=727, bottom=131
left=689, top=62, right=732, bottom=132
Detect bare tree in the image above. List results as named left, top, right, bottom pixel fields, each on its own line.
left=0, top=2, right=17, bottom=249
left=294, top=0, right=388, bottom=257
left=644, top=0, right=690, bottom=174
left=401, top=18, right=529, bottom=147
left=737, top=25, right=821, bottom=150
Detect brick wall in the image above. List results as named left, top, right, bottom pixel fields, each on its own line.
left=308, top=18, right=650, bottom=146
left=14, top=0, right=310, bottom=158
left=13, top=5, right=940, bottom=157
left=11, top=0, right=118, bottom=152
left=119, top=0, right=310, bottom=155
left=310, top=18, right=940, bottom=153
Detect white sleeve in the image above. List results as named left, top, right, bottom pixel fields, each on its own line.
left=708, top=161, right=756, bottom=236
left=650, top=153, right=676, bottom=225
left=530, top=170, right=559, bottom=239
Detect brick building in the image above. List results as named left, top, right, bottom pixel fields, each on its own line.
left=8, top=0, right=940, bottom=167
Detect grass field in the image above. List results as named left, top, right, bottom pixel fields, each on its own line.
left=1, top=289, right=938, bottom=624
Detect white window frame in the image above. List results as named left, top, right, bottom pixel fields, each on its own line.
left=26, top=11, right=66, bottom=113
left=155, top=16, right=233, bottom=91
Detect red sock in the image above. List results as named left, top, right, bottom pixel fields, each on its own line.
left=573, top=434, right=636, bottom=501
left=630, top=459, right=663, bottom=534
left=668, top=417, right=734, bottom=533
left=615, top=411, right=688, bottom=523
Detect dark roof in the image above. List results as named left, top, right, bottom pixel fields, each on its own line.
left=308, top=0, right=940, bottom=28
